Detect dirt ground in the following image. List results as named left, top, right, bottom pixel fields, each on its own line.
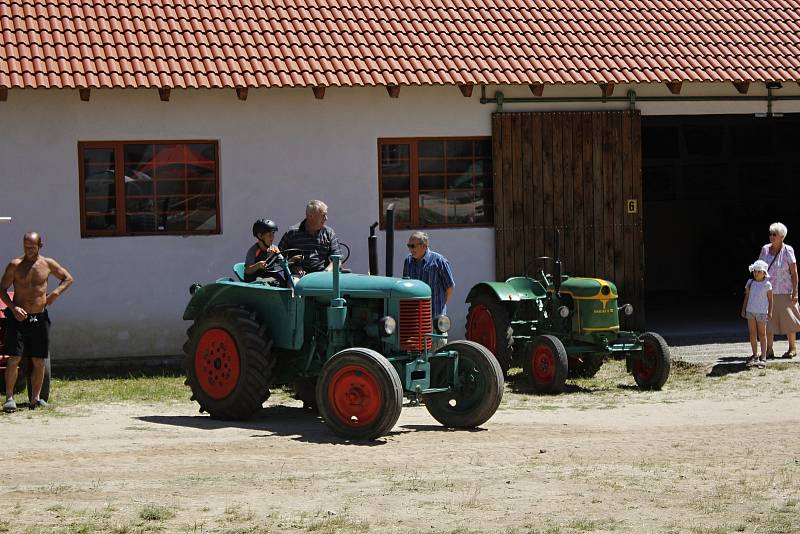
left=2, top=354, right=800, bottom=534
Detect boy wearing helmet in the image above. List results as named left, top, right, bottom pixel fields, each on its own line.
left=244, top=219, right=282, bottom=282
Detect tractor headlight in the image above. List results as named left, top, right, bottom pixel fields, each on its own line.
left=620, top=304, right=634, bottom=316
left=558, top=306, right=570, bottom=318
left=378, top=316, right=396, bottom=337
left=434, top=315, right=451, bottom=333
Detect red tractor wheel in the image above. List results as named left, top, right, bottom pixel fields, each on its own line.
left=183, top=307, right=276, bottom=420
left=525, top=335, right=568, bottom=394
left=465, top=294, right=513, bottom=374
left=316, top=348, right=403, bottom=440
left=632, top=332, right=671, bottom=390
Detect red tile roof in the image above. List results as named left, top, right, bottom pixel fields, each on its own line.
left=1, top=0, right=799, bottom=90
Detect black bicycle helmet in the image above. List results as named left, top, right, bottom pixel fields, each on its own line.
left=252, top=219, right=279, bottom=237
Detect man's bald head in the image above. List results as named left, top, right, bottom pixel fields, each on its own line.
left=24, top=232, right=42, bottom=246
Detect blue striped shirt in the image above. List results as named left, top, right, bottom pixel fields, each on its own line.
left=403, top=250, right=455, bottom=317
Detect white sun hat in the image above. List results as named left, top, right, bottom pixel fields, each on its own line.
left=749, top=259, right=770, bottom=277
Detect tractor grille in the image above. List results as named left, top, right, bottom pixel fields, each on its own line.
left=398, top=299, right=432, bottom=351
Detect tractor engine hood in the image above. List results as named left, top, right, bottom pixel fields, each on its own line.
left=295, top=272, right=431, bottom=300
left=559, top=277, right=618, bottom=300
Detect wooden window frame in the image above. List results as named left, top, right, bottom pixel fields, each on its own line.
left=78, top=140, right=221, bottom=237
left=377, top=136, right=493, bottom=229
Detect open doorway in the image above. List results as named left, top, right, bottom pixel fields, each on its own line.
left=642, top=113, right=800, bottom=342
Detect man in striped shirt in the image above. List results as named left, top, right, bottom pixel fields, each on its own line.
left=403, top=231, right=455, bottom=317
left=278, top=200, right=341, bottom=277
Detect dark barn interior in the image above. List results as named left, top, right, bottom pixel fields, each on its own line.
left=642, top=113, right=800, bottom=341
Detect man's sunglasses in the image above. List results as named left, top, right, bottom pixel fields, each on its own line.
left=407, top=243, right=419, bottom=249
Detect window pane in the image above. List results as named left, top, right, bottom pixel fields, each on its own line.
left=124, top=144, right=153, bottom=164
left=381, top=144, right=409, bottom=161
left=447, top=173, right=472, bottom=189
left=155, top=163, right=186, bottom=180
left=382, top=194, right=409, bottom=224
left=124, top=174, right=154, bottom=196
left=186, top=164, right=215, bottom=179
left=447, top=191, right=476, bottom=224
left=188, top=196, right=216, bottom=211
left=418, top=140, right=444, bottom=157
left=419, top=158, right=445, bottom=173
left=381, top=159, right=409, bottom=175
left=84, top=149, right=114, bottom=167
left=475, top=140, right=492, bottom=157
left=156, top=181, right=185, bottom=196
left=445, top=139, right=472, bottom=158
left=446, top=159, right=471, bottom=174
left=420, top=191, right=446, bottom=225
left=155, top=144, right=185, bottom=163
left=475, top=190, right=494, bottom=224
left=187, top=143, right=215, bottom=161
left=419, top=174, right=445, bottom=190
left=188, top=180, right=216, bottom=195
left=126, top=196, right=154, bottom=212
left=86, top=214, right=116, bottom=231
left=127, top=211, right=156, bottom=233
left=125, top=164, right=154, bottom=183
left=156, top=195, right=187, bottom=212
left=188, top=210, right=217, bottom=231
left=382, top=175, right=409, bottom=191
left=84, top=168, right=115, bottom=197
left=158, top=212, right=187, bottom=232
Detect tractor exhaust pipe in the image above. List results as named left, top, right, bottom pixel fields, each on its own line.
left=385, top=204, right=395, bottom=277
left=368, top=222, right=379, bottom=275
left=554, top=229, right=562, bottom=293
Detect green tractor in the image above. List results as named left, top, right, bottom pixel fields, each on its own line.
left=465, top=237, right=670, bottom=394
left=182, top=216, right=503, bottom=440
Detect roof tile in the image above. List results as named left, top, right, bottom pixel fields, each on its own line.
left=1, top=0, right=799, bottom=89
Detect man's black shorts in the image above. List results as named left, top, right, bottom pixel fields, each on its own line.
left=3, top=309, right=50, bottom=359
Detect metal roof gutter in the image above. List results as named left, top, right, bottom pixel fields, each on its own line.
left=481, top=86, right=800, bottom=116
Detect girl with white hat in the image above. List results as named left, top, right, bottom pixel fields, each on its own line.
left=740, top=259, right=774, bottom=369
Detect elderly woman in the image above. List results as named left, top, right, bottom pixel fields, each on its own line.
left=758, top=222, right=800, bottom=358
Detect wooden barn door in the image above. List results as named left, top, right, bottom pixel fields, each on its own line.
left=492, top=111, right=644, bottom=323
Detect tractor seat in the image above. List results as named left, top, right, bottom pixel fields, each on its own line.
left=233, top=262, right=246, bottom=282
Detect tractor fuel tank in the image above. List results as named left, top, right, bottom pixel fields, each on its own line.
left=559, top=278, right=620, bottom=334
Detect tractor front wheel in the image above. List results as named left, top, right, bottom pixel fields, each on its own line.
left=465, top=294, right=514, bottom=374
left=526, top=335, right=569, bottom=394
left=631, top=332, right=671, bottom=390
left=183, top=307, right=276, bottom=420
left=316, top=348, right=403, bottom=440
left=424, top=340, right=504, bottom=428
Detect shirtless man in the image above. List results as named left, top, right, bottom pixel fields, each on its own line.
left=2, top=232, right=73, bottom=412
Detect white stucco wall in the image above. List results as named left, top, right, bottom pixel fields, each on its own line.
left=1, top=82, right=799, bottom=359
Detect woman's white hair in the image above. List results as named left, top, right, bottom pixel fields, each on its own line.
left=770, top=222, right=788, bottom=239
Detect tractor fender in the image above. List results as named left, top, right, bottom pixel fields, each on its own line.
left=182, top=282, right=238, bottom=320
left=465, top=278, right=547, bottom=303
left=466, top=281, right=520, bottom=303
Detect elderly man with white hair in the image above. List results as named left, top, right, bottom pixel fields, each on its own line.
left=278, top=200, right=341, bottom=277
left=758, top=222, right=800, bottom=359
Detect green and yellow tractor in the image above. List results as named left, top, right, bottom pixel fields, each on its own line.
left=465, top=240, right=670, bottom=393
left=182, top=214, right=503, bottom=440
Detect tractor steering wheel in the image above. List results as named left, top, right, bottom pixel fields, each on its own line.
left=263, top=248, right=305, bottom=271
left=530, top=256, right=555, bottom=287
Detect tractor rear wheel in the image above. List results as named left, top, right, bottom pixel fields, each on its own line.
left=526, top=335, right=569, bottom=394
left=632, top=332, right=671, bottom=390
left=316, top=348, right=403, bottom=440
left=465, top=294, right=514, bottom=374
left=183, top=307, right=275, bottom=420
left=567, top=354, right=604, bottom=379
left=424, top=340, right=504, bottom=428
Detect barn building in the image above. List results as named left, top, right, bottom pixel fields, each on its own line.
left=1, top=0, right=799, bottom=360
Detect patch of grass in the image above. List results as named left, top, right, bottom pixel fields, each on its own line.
left=307, top=514, right=370, bottom=533
left=566, top=518, right=622, bottom=532
left=51, top=374, right=188, bottom=406
left=139, top=503, right=177, bottom=522
left=224, top=504, right=255, bottom=523
left=0, top=519, right=9, bottom=533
